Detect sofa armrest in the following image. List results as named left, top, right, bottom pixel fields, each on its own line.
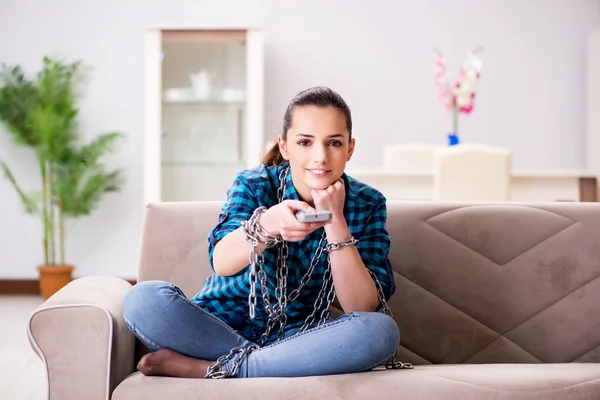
left=27, top=276, right=135, bottom=400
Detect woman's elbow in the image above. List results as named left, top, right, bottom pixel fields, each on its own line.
left=211, top=247, right=227, bottom=276
left=211, top=254, right=230, bottom=277
left=211, top=248, right=242, bottom=277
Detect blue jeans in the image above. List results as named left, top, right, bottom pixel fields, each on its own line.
left=122, top=280, right=401, bottom=378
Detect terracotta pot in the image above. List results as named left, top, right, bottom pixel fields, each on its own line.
left=37, top=265, right=75, bottom=300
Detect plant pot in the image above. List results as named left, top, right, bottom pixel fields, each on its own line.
left=37, top=265, right=75, bottom=299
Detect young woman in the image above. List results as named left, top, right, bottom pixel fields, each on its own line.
left=123, top=86, right=410, bottom=379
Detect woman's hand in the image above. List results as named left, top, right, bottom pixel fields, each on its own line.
left=311, top=179, right=345, bottom=219
left=259, top=200, right=330, bottom=242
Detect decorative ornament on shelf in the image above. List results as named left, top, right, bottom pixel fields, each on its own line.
left=433, top=47, right=484, bottom=146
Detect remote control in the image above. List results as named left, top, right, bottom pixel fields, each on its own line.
left=295, top=210, right=333, bottom=223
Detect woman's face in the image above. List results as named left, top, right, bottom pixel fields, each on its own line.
left=278, top=105, right=355, bottom=202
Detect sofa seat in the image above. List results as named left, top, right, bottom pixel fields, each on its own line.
left=112, top=363, right=600, bottom=400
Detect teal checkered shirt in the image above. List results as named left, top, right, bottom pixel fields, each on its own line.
left=192, top=162, right=396, bottom=343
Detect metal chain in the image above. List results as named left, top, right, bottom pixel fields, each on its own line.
left=256, top=166, right=330, bottom=346
left=274, top=171, right=290, bottom=341
left=367, top=269, right=413, bottom=370
left=205, top=165, right=412, bottom=378
left=245, top=207, right=281, bottom=319
left=286, top=232, right=327, bottom=303
left=318, top=269, right=336, bottom=327
left=274, top=241, right=288, bottom=341
left=204, top=344, right=260, bottom=379
left=298, top=256, right=333, bottom=332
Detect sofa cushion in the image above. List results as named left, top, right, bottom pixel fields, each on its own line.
left=112, top=364, right=600, bottom=400
left=388, top=203, right=600, bottom=365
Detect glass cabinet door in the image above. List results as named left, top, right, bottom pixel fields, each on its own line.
left=156, top=29, right=263, bottom=202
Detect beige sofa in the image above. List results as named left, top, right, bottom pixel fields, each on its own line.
left=28, top=201, right=600, bottom=399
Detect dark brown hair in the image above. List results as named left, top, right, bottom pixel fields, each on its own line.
left=262, top=86, right=352, bottom=166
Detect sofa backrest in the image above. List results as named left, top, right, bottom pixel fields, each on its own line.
left=138, top=201, right=600, bottom=365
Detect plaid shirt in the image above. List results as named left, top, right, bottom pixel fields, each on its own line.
left=191, top=162, right=396, bottom=342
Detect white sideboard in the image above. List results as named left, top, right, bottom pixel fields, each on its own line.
left=345, top=169, right=597, bottom=202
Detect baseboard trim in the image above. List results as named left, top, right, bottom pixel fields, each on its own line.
left=0, top=279, right=137, bottom=295
left=0, top=279, right=40, bottom=295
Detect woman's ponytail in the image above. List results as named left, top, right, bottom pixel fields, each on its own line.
left=261, top=142, right=286, bottom=167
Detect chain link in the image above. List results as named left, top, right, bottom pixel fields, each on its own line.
left=205, top=165, right=412, bottom=378
left=204, top=344, right=260, bottom=378
left=298, top=256, right=332, bottom=332
left=367, top=269, right=413, bottom=370
left=274, top=241, right=288, bottom=341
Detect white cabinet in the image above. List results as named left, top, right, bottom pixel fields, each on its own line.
left=144, top=28, right=264, bottom=203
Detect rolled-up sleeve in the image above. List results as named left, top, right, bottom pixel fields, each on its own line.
left=357, top=196, right=396, bottom=301
left=207, top=173, right=258, bottom=271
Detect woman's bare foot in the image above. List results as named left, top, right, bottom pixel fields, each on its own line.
left=137, top=349, right=215, bottom=378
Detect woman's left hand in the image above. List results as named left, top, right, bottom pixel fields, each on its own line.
left=312, top=179, right=345, bottom=219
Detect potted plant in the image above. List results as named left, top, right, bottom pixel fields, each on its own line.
left=0, top=57, right=124, bottom=299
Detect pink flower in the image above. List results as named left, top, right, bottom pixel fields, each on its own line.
left=460, top=104, right=474, bottom=114
left=433, top=49, right=483, bottom=116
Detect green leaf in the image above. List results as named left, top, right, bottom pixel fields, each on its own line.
left=78, top=132, right=123, bottom=165
left=0, top=161, right=39, bottom=215
left=54, top=132, right=124, bottom=218
left=0, top=64, right=41, bottom=147
left=59, top=165, right=123, bottom=217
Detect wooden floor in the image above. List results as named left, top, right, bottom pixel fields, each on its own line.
left=0, top=295, right=47, bottom=400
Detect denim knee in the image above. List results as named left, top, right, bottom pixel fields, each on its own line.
left=123, top=280, right=174, bottom=350
left=355, top=312, right=401, bottom=363
left=379, top=313, right=401, bottom=357
left=123, top=280, right=170, bottom=324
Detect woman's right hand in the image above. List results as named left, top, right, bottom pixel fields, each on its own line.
left=259, top=200, right=330, bottom=242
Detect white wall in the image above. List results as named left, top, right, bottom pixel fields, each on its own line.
left=0, top=0, right=598, bottom=279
